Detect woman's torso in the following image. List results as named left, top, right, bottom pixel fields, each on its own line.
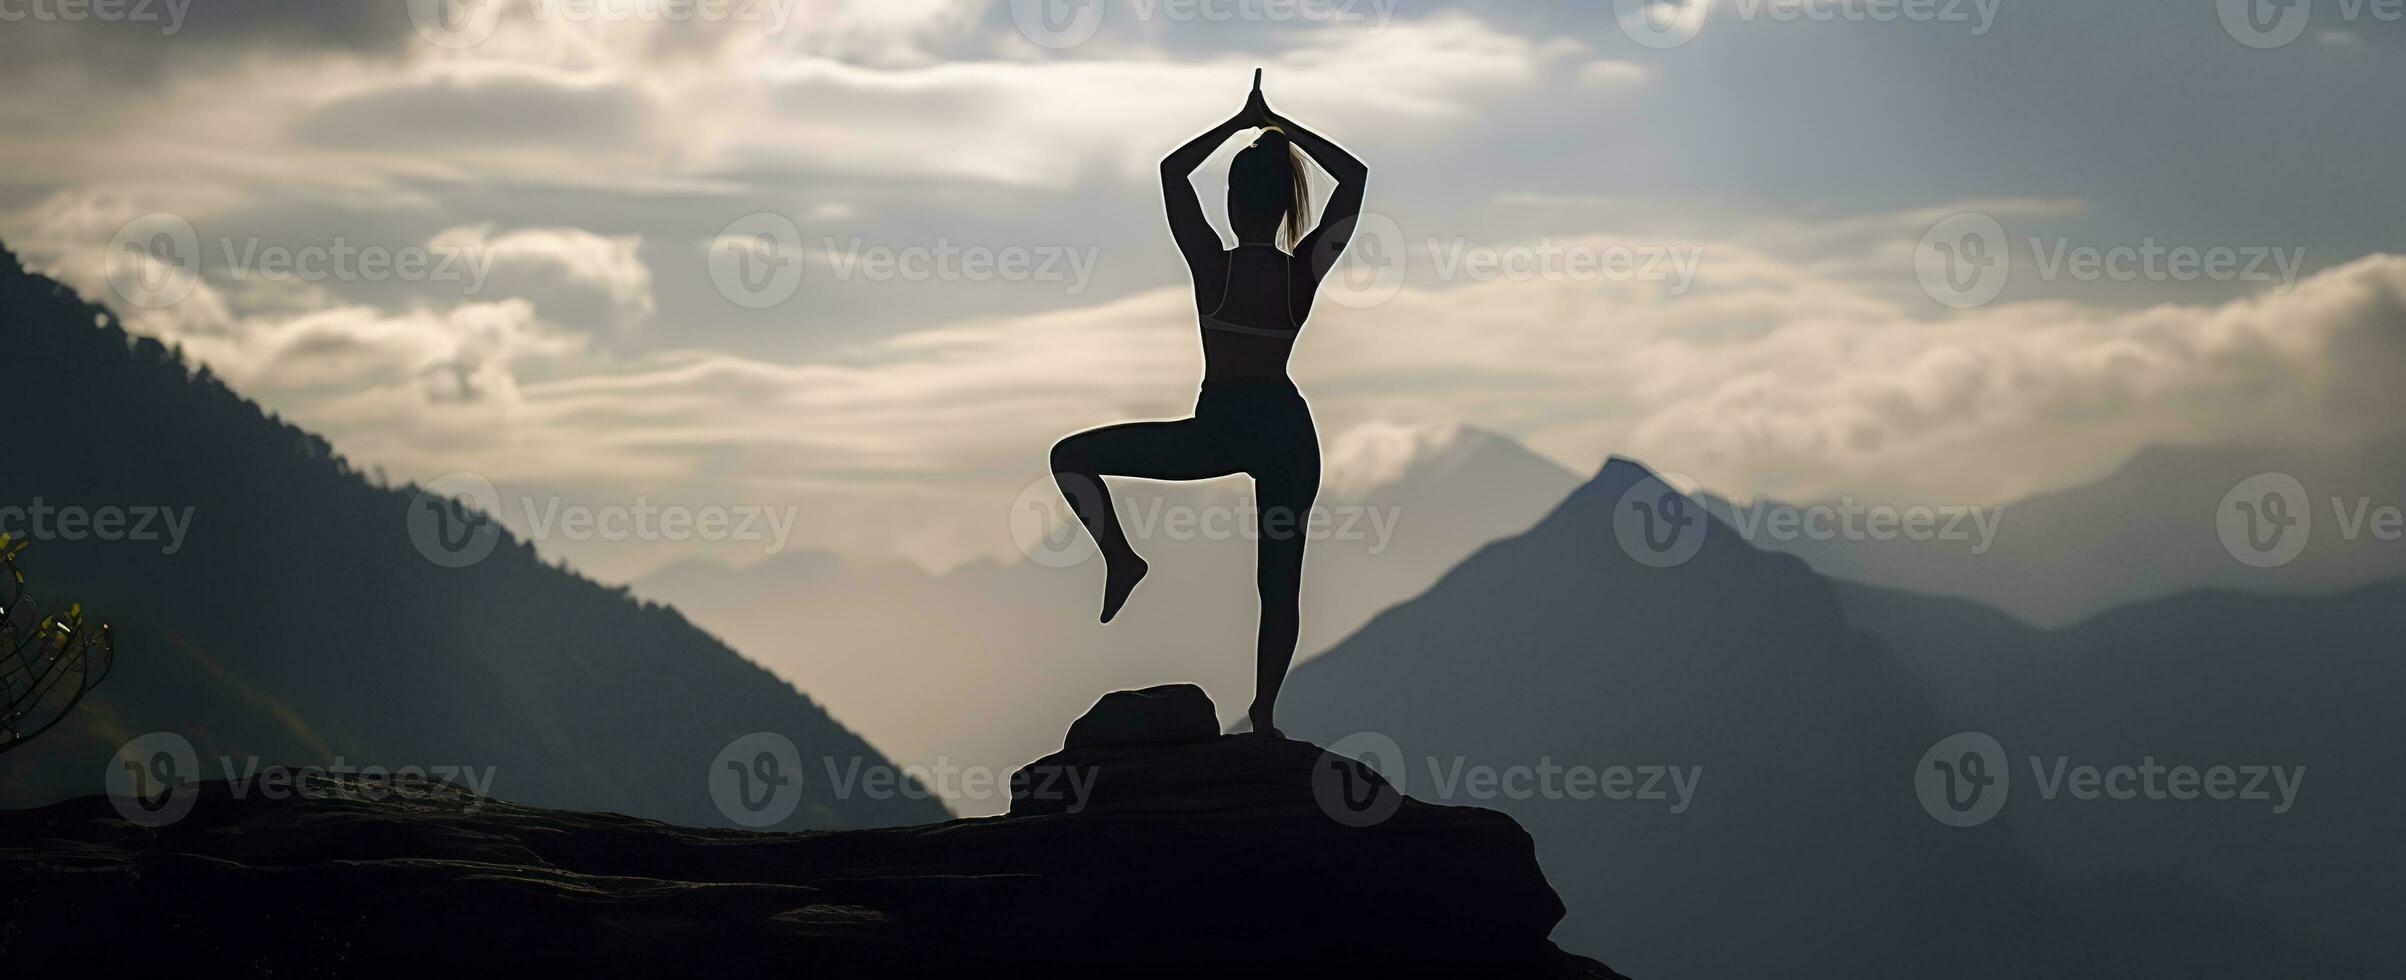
left=1197, top=244, right=1317, bottom=384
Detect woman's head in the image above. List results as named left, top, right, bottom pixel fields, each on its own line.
left=1228, top=129, right=1310, bottom=249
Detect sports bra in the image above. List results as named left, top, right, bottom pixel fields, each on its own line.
left=1200, top=245, right=1301, bottom=338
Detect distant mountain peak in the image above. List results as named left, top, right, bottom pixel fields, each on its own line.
left=1546, top=454, right=1674, bottom=521
left=0, top=244, right=943, bottom=830
left=1321, top=420, right=1474, bottom=498
left=1593, top=454, right=1664, bottom=487
left=1321, top=421, right=1572, bottom=501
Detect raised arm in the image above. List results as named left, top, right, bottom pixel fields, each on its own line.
left=1161, top=110, right=1253, bottom=270
left=1264, top=110, right=1368, bottom=286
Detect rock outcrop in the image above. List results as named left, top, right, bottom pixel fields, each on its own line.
left=1, top=688, right=1621, bottom=978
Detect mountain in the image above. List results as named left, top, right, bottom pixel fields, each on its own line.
left=0, top=244, right=944, bottom=830
left=1274, top=456, right=2379, bottom=977
left=634, top=422, right=1579, bottom=816
left=1720, top=437, right=2406, bottom=626
left=1831, top=577, right=2403, bottom=971
left=2, top=686, right=1625, bottom=978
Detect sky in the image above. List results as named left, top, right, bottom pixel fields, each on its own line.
left=4, top=0, right=2403, bottom=582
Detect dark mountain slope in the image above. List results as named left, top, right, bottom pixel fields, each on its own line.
left=2, top=689, right=1624, bottom=978
left=0, top=244, right=942, bottom=829
left=1833, top=576, right=2404, bottom=970
left=1277, top=456, right=2349, bottom=977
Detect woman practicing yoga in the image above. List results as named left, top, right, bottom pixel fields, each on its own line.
left=1049, top=70, right=1368, bottom=738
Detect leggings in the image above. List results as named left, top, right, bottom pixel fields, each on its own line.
left=1048, top=381, right=1320, bottom=713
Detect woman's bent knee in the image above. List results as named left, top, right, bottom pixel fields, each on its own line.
left=1050, top=435, right=1084, bottom=474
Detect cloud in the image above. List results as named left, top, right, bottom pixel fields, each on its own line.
left=1574, top=59, right=1652, bottom=90
left=1321, top=420, right=1475, bottom=500
left=6, top=3, right=2404, bottom=582
left=294, top=71, right=656, bottom=151
left=431, top=224, right=656, bottom=328
left=175, top=209, right=2406, bottom=573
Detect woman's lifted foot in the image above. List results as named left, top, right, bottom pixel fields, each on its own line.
left=1100, top=552, right=1148, bottom=623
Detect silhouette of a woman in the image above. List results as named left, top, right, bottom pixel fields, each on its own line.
left=1050, top=70, right=1367, bottom=738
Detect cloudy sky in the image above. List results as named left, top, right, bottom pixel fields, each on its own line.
left=5, top=0, right=2402, bottom=580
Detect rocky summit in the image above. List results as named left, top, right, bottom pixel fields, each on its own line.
left=2, top=686, right=1619, bottom=977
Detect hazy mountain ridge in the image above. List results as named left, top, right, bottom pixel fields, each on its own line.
left=0, top=245, right=943, bottom=829
left=1718, top=436, right=2406, bottom=626
left=1832, top=574, right=2403, bottom=968
left=634, top=421, right=1580, bottom=816
left=1277, top=455, right=2382, bottom=977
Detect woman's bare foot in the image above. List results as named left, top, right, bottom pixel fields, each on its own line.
left=1245, top=706, right=1282, bottom=739
left=1100, top=552, right=1148, bottom=623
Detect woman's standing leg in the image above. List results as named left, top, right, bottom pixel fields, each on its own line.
left=1247, top=444, right=1320, bottom=737
left=1050, top=418, right=1238, bottom=622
